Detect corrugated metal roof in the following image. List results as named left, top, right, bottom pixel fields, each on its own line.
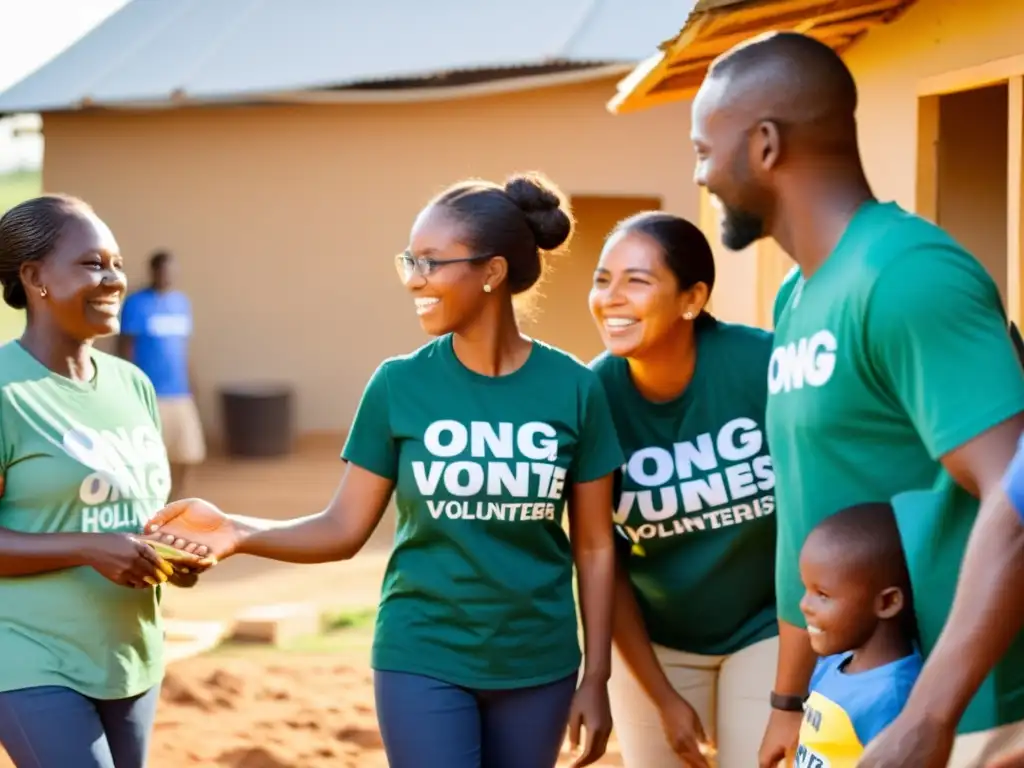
left=0, top=0, right=697, bottom=113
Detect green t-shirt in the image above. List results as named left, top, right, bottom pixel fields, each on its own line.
left=767, top=200, right=1024, bottom=732
left=341, top=335, right=624, bottom=689
left=0, top=341, right=170, bottom=699
left=590, top=321, right=778, bottom=656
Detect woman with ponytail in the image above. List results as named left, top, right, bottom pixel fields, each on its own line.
left=143, top=173, right=622, bottom=768
left=589, top=212, right=779, bottom=768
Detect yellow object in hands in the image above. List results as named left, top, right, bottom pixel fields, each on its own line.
left=146, top=539, right=194, bottom=565
left=144, top=541, right=198, bottom=581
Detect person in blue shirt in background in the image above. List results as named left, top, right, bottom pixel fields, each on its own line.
left=796, top=502, right=923, bottom=767
left=118, top=250, right=205, bottom=500
left=1003, top=433, right=1024, bottom=526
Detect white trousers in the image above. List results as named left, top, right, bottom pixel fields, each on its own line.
left=609, top=635, right=1024, bottom=767
left=609, top=637, right=778, bottom=767
left=950, top=720, right=1024, bottom=767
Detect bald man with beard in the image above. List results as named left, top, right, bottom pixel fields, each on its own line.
left=689, top=31, right=1024, bottom=768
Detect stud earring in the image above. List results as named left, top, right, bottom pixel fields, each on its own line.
left=683, top=311, right=693, bottom=320
left=39, top=287, right=48, bottom=298
left=483, top=284, right=492, bottom=293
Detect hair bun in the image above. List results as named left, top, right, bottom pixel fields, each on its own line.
left=504, top=173, right=573, bottom=251
left=1, top=279, right=27, bottom=310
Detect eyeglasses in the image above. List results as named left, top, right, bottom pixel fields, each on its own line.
left=394, top=250, right=495, bottom=281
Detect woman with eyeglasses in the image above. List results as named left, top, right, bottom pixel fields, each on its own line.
left=588, top=212, right=778, bottom=768
left=142, top=173, right=623, bottom=768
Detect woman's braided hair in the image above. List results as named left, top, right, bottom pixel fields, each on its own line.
left=0, top=194, right=90, bottom=310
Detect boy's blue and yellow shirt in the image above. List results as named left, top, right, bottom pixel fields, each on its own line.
left=796, top=651, right=922, bottom=767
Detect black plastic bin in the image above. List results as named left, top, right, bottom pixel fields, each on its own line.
left=219, top=383, right=294, bottom=458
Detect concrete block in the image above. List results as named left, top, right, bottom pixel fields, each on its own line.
left=163, top=619, right=230, bottom=663
left=230, top=602, right=321, bottom=646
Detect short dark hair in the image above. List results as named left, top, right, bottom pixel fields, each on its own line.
left=810, top=502, right=908, bottom=580
left=432, top=172, right=574, bottom=295
left=0, top=194, right=91, bottom=310
left=808, top=501, right=917, bottom=636
left=709, top=31, right=859, bottom=117
left=149, top=250, right=172, bottom=272
left=609, top=211, right=717, bottom=328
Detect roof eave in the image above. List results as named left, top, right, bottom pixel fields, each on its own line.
left=0, top=62, right=634, bottom=116
left=607, top=0, right=919, bottom=115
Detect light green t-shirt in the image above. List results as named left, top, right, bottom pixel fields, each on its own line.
left=342, top=335, right=624, bottom=689
left=590, top=320, right=778, bottom=655
left=0, top=341, right=170, bottom=699
left=766, top=200, right=1024, bottom=732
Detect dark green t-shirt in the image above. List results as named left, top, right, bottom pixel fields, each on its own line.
left=767, top=200, right=1024, bottom=733
left=341, top=335, right=624, bottom=689
left=590, top=321, right=778, bottom=656
left=0, top=341, right=169, bottom=699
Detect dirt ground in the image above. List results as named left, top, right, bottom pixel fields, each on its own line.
left=148, top=649, right=623, bottom=768
left=0, top=440, right=624, bottom=767
left=152, top=652, right=386, bottom=768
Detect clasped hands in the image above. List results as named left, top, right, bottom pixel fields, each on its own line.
left=141, top=498, right=243, bottom=582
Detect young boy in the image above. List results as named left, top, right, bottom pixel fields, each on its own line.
left=796, top=500, right=924, bottom=767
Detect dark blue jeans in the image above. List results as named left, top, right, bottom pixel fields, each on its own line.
left=374, top=669, right=577, bottom=768
left=0, top=684, right=160, bottom=768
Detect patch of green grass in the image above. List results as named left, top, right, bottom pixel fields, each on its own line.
left=321, top=606, right=377, bottom=632
left=0, top=169, right=41, bottom=213
left=281, top=622, right=375, bottom=655
left=0, top=171, right=38, bottom=342
left=212, top=607, right=378, bottom=659
left=0, top=304, right=25, bottom=342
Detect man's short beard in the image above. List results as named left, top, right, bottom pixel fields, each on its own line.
left=721, top=207, right=765, bottom=251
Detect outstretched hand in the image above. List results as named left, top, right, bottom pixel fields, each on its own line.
left=144, top=498, right=245, bottom=564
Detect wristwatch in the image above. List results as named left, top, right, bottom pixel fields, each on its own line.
left=770, top=691, right=806, bottom=712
